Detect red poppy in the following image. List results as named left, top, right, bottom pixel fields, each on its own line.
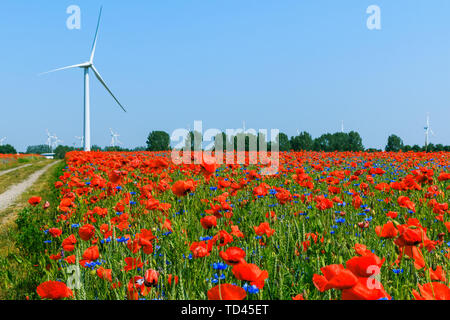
left=207, top=283, right=246, bottom=300
left=200, top=215, right=217, bottom=229
left=61, top=234, right=77, bottom=252
left=78, top=224, right=96, bottom=241
left=375, top=221, right=398, bottom=238
left=36, top=281, right=73, bottom=300
left=219, top=247, right=246, bottom=265
left=253, top=222, right=275, bottom=237
left=144, top=269, right=159, bottom=287
left=48, top=228, right=62, bottom=238
left=28, top=196, right=42, bottom=206
left=232, top=263, right=269, bottom=289
left=96, top=267, right=112, bottom=282
left=412, top=282, right=450, bottom=300
left=172, top=179, right=196, bottom=196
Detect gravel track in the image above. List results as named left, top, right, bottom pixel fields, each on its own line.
left=0, top=161, right=59, bottom=224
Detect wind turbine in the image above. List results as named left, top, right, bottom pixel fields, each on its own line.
left=424, top=113, right=435, bottom=150
left=110, top=128, right=121, bottom=147
left=46, top=129, right=54, bottom=151
left=51, top=134, right=63, bottom=149
left=341, top=120, right=344, bottom=133
left=75, top=135, right=84, bottom=147
left=0, top=137, right=6, bottom=146
left=40, top=7, right=127, bottom=152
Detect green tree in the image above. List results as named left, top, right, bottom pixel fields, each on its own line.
left=26, top=145, right=52, bottom=154
left=347, top=131, right=364, bottom=151
left=91, top=145, right=103, bottom=151
left=54, top=145, right=76, bottom=159
left=274, top=132, right=291, bottom=151
left=385, top=134, right=404, bottom=152
left=290, top=131, right=313, bottom=151
left=146, top=131, right=171, bottom=151
left=0, top=144, right=17, bottom=154
left=313, top=133, right=332, bottom=151
left=412, top=144, right=422, bottom=152
left=434, top=144, right=444, bottom=152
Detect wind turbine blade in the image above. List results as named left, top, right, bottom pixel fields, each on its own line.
left=90, top=65, right=127, bottom=112
left=90, top=6, right=103, bottom=63
left=39, top=62, right=90, bottom=76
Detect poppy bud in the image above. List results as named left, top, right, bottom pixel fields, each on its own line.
left=43, top=201, right=50, bottom=210
left=144, top=269, right=159, bottom=287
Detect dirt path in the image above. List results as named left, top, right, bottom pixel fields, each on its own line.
left=0, top=161, right=59, bottom=219
left=0, top=164, right=32, bottom=177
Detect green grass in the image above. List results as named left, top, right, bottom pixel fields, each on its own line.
left=0, top=160, right=53, bottom=195
left=0, top=160, right=64, bottom=300
left=0, top=156, right=44, bottom=171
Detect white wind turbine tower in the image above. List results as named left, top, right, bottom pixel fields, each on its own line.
left=0, top=137, right=6, bottom=146
left=424, top=113, right=435, bottom=150
left=341, top=120, right=345, bottom=133
left=110, top=128, right=121, bottom=147
left=40, top=7, right=127, bottom=152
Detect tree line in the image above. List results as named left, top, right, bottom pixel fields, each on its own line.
left=145, top=130, right=365, bottom=152
left=6, top=131, right=448, bottom=158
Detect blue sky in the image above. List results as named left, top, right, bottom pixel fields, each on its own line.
left=1, top=0, right=449, bottom=152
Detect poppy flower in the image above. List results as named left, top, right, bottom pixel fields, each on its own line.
left=78, top=224, right=96, bottom=241
left=375, top=221, right=398, bottom=238
left=219, top=247, right=246, bottom=265
left=230, top=225, right=244, bottom=238
left=200, top=215, right=217, bottom=229
left=48, top=228, right=62, bottom=238
left=124, top=257, right=143, bottom=272
left=28, top=196, right=42, bottom=206
left=172, top=179, right=196, bottom=196
left=144, top=269, right=159, bottom=287
left=253, top=222, right=275, bottom=237
left=61, top=234, right=77, bottom=252
left=190, top=241, right=210, bottom=258
left=412, top=282, right=450, bottom=300
left=207, top=283, right=246, bottom=300
left=429, top=266, right=446, bottom=282
left=80, top=246, right=99, bottom=267
left=232, top=263, right=269, bottom=289
left=97, top=267, right=113, bottom=282
left=36, top=281, right=73, bottom=300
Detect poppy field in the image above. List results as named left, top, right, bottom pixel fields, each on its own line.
left=25, top=150, right=450, bottom=300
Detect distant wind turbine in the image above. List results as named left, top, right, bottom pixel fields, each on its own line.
left=51, top=134, right=63, bottom=149
left=110, top=128, right=122, bottom=147
left=46, top=129, right=54, bottom=151
left=40, top=7, right=127, bottom=152
left=424, top=113, right=435, bottom=150
left=0, top=137, right=6, bottom=146
left=341, top=120, right=344, bottom=133
left=75, top=136, right=84, bottom=147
